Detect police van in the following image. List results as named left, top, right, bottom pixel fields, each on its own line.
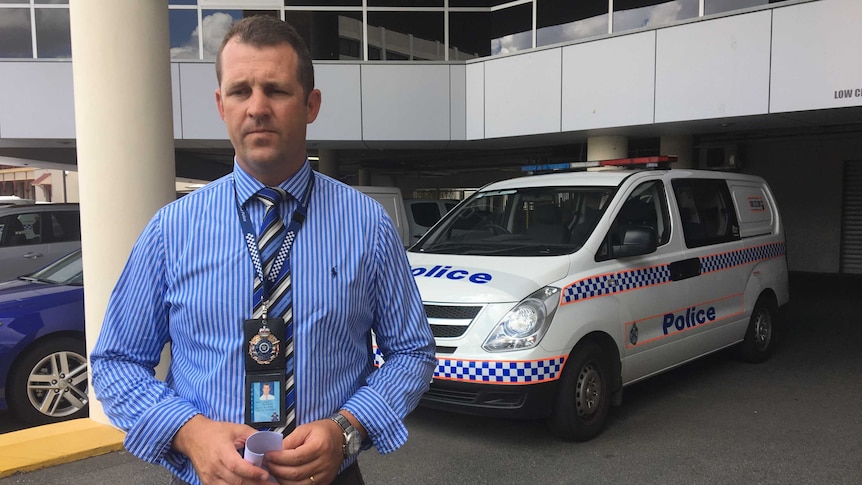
left=404, top=157, right=789, bottom=441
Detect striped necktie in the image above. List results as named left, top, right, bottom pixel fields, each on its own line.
left=253, top=187, right=296, bottom=434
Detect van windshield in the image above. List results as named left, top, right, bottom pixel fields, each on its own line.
left=413, top=186, right=616, bottom=256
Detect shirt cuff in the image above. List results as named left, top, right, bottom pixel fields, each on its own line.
left=342, top=386, right=407, bottom=455
left=123, top=397, right=200, bottom=466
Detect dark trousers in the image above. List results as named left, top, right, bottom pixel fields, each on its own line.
left=170, top=461, right=364, bottom=485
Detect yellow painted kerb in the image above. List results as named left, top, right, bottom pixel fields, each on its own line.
left=0, top=418, right=125, bottom=478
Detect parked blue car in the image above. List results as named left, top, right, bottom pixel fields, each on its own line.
left=0, top=249, right=88, bottom=424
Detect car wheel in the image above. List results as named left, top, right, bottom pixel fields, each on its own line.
left=549, top=340, right=611, bottom=441
left=7, top=337, right=89, bottom=425
left=737, top=298, right=776, bottom=363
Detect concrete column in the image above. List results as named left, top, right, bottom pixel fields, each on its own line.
left=70, top=0, right=176, bottom=424
left=587, top=135, right=628, bottom=161
left=660, top=135, right=694, bottom=169
left=357, top=167, right=370, bottom=186
left=317, top=149, right=339, bottom=178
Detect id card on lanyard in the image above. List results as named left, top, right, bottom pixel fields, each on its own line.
left=235, top=174, right=313, bottom=429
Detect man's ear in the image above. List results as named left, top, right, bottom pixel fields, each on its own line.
left=306, top=89, right=322, bottom=124
left=215, top=88, right=226, bottom=121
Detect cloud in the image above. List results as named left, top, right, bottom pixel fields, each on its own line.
left=644, top=2, right=684, bottom=27
left=491, top=30, right=532, bottom=56
left=538, top=14, right=608, bottom=46
left=170, top=12, right=236, bottom=60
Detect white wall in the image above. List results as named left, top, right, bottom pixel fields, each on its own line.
left=2, top=0, right=860, bottom=143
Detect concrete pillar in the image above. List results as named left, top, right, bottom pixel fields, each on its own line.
left=70, top=0, right=176, bottom=424
left=587, top=135, right=628, bottom=161
left=660, top=135, right=694, bottom=169
left=357, top=167, right=370, bottom=186
left=317, top=149, right=339, bottom=178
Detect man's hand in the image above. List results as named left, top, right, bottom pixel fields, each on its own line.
left=263, top=419, right=344, bottom=485
left=172, top=414, right=271, bottom=485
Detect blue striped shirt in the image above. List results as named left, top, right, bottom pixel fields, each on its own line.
left=91, top=160, right=436, bottom=484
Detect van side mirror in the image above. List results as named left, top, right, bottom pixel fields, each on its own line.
left=611, top=226, right=657, bottom=258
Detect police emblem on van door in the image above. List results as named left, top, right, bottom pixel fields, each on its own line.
left=249, top=327, right=280, bottom=365
left=629, top=323, right=639, bottom=346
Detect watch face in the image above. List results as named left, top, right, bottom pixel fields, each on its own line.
left=345, top=429, right=362, bottom=456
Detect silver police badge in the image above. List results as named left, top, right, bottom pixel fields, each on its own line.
left=249, top=326, right=280, bottom=365
left=629, top=323, right=639, bottom=346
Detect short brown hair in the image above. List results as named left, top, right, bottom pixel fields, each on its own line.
left=215, top=16, right=314, bottom=100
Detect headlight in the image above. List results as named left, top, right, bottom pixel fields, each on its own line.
left=483, top=286, right=561, bottom=352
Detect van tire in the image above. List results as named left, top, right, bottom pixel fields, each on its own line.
left=737, top=298, right=776, bottom=363
left=549, top=340, right=611, bottom=441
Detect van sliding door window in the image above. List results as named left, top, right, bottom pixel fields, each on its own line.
left=672, top=179, right=740, bottom=248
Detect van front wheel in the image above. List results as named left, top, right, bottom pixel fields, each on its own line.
left=549, top=340, right=611, bottom=441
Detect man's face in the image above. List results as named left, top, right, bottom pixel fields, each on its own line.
left=216, top=39, right=321, bottom=186
left=262, top=383, right=271, bottom=395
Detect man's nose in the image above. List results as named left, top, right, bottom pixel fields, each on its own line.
left=247, top=90, right=270, bottom=119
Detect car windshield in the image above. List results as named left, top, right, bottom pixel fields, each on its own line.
left=412, top=186, right=616, bottom=256
left=21, top=250, right=83, bottom=286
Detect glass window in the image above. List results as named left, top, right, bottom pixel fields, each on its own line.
left=411, top=202, right=442, bottom=228
left=368, top=1, right=442, bottom=6
left=284, top=10, right=363, bottom=60
left=367, top=10, right=444, bottom=61
left=35, top=7, right=71, bottom=58
left=490, top=2, right=531, bottom=56
left=170, top=8, right=200, bottom=60
left=36, top=0, right=69, bottom=4
left=286, top=1, right=361, bottom=5
left=672, top=179, right=739, bottom=248
left=171, top=0, right=197, bottom=5
left=599, top=180, right=669, bottom=260
left=705, top=0, right=787, bottom=15
left=537, top=0, right=608, bottom=47
left=450, top=11, right=490, bottom=59
left=450, top=1, right=513, bottom=6
left=415, top=186, right=616, bottom=256
left=0, top=8, right=32, bottom=58
left=0, top=213, right=40, bottom=247
left=200, top=10, right=279, bottom=60
left=613, top=0, right=699, bottom=33
left=49, top=211, right=80, bottom=242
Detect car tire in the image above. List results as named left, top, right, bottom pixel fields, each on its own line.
left=737, top=297, right=776, bottom=363
left=549, top=340, right=611, bottom=441
left=7, top=337, right=89, bottom=425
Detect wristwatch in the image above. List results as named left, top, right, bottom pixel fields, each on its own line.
left=329, top=412, right=362, bottom=457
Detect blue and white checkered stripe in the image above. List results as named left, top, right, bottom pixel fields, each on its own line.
left=562, top=264, right=672, bottom=304
left=435, top=357, right=566, bottom=383
left=700, top=242, right=786, bottom=274
left=374, top=348, right=565, bottom=384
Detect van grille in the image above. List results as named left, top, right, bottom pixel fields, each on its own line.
left=424, top=305, right=481, bottom=319
left=424, top=304, right=482, bottom=339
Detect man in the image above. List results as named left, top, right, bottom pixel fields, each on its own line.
left=91, top=16, right=436, bottom=485
left=259, top=383, right=275, bottom=401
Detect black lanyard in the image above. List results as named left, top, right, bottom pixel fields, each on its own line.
left=234, top=174, right=314, bottom=303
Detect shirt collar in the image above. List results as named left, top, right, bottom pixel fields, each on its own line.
left=233, top=157, right=313, bottom=206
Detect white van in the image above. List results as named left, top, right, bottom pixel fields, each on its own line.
left=404, top=199, right=459, bottom=243
left=403, top=158, right=789, bottom=441
left=354, top=186, right=411, bottom=246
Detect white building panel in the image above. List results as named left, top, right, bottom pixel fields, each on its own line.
left=171, top=64, right=182, bottom=139
left=484, top=49, right=562, bottom=139
left=771, top=0, right=862, bottom=113
left=465, top=63, right=485, bottom=140
left=361, top=64, right=451, bottom=141
left=450, top=64, right=467, bottom=141
left=562, top=31, right=655, bottom=131
left=178, top=63, right=224, bottom=140
left=655, top=11, right=771, bottom=123
left=308, top=64, right=362, bottom=141
left=0, top=62, right=75, bottom=139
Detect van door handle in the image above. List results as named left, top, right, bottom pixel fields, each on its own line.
left=669, top=258, right=701, bottom=281
left=23, top=252, right=43, bottom=260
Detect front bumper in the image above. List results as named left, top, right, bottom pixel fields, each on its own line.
left=419, top=378, right=560, bottom=419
